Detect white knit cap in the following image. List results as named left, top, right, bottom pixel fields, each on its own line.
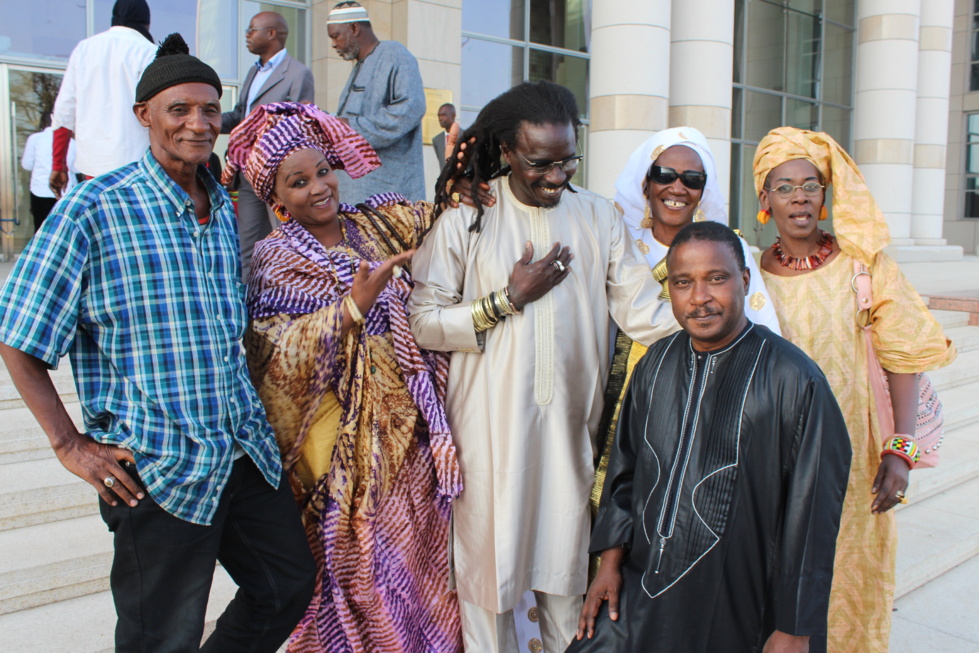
left=326, top=2, right=370, bottom=25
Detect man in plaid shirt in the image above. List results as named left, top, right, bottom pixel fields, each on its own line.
left=0, top=36, right=313, bottom=652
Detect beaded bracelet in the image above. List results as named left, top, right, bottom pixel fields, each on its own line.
left=881, top=435, right=920, bottom=469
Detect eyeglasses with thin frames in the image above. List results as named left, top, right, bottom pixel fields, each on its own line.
left=514, top=151, right=583, bottom=176
left=245, top=27, right=272, bottom=35
left=764, top=182, right=825, bottom=198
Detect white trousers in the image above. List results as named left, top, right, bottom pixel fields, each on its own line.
left=460, top=592, right=581, bottom=652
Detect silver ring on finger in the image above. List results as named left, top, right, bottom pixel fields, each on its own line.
left=103, top=476, right=116, bottom=488
left=552, top=259, right=566, bottom=273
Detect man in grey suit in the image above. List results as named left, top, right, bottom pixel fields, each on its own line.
left=222, top=11, right=314, bottom=281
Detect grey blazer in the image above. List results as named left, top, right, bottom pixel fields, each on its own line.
left=432, top=131, right=446, bottom=164
left=221, top=52, right=315, bottom=133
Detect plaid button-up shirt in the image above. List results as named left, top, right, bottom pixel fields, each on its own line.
left=0, top=150, right=281, bottom=525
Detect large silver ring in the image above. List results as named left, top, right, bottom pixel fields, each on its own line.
left=103, top=476, right=115, bottom=488
left=552, top=260, right=566, bottom=273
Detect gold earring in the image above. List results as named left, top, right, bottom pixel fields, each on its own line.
left=641, top=204, right=654, bottom=229
left=273, top=204, right=290, bottom=222
left=694, top=207, right=706, bottom=222
left=819, top=205, right=828, bottom=221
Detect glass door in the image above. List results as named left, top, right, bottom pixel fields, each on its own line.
left=0, top=64, right=65, bottom=260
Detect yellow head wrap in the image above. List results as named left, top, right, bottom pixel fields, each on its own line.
left=752, top=126, right=890, bottom=266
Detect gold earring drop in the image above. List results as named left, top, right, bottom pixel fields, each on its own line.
left=641, top=204, right=654, bottom=229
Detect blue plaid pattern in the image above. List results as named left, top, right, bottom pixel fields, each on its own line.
left=0, top=150, right=281, bottom=525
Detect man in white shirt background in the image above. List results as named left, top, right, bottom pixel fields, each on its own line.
left=221, top=11, right=315, bottom=281
left=49, top=0, right=156, bottom=196
left=21, top=113, right=79, bottom=232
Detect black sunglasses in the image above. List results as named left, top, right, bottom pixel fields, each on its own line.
left=647, top=165, right=707, bottom=191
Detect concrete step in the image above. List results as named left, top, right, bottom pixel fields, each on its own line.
left=0, top=514, right=112, bottom=616
left=904, top=420, right=979, bottom=505
left=940, top=384, right=979, bottom=434
left=890, top=555, right=979, bottom=652
left=0, top=403, right=85, bottom=465
left=894, top=475, right=979, bottom=598
left=929, top=348, right=979, bottom=392
left=0, top=457, right=97, bottom=531
left=0, top=565, right=239, bottom=652
left=943, top=324, right=979, bottom=353
left=931, top=309, right=971, bottom=330
left=0, top=368, right=78, bottom=410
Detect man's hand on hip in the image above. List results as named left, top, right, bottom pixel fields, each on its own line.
left=55, top=435, right=143, bottom=507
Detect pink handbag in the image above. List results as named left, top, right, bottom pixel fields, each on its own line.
left=852, top=261, right=943, bottom=467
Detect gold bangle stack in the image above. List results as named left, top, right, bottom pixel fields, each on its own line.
left=343, top=294, right=365, bottom=325
left=471, top=295, right=498, bottom=332
left=471, top=288, right=519, bottom=332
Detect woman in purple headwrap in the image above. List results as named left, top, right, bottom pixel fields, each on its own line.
left=224, top=102, right=462, bottom=652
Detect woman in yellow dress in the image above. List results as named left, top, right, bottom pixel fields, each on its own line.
left=753, top=127, right=955, bottom=652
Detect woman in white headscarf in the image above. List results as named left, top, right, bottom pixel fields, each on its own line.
left=612, top=126, right=778, bottom=328
left=590, top=127, right=780, bottom=527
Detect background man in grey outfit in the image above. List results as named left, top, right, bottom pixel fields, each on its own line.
left=222, top=11, right=314, bottom=281
left=327, top=1, right=426, bottom=203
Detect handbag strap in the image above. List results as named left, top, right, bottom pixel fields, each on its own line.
left=851, top=260, right=873, bottom=327
left=853, top=260, right=897, bottom=439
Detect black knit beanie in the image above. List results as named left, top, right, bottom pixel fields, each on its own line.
left=112, top=0, right=153, bottom=42
left=135, top=33, right=223, bottom=103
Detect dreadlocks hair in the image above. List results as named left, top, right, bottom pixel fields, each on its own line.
left=434, top=80, right=581, bottom=232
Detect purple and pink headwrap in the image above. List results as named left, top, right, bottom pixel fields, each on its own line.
left=223, top=102, right=380, bottom=215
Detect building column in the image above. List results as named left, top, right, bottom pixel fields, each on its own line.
left=911, top=0, right=955, bottom=244
left=587, top=0, right=671, bottom=198
left=668, top=0, right=735, bottom=214
left=852, top=0, right=921, bottom=244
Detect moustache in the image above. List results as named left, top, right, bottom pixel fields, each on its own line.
left=686, top=309, right=721, bottom=320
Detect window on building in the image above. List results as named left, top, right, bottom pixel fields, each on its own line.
left=730, top=0, right=856, bottom=246
left=0, top=1, right=86, bottom=62
left=971, top=0, right=979, bottom=91
left=461, top=0, right=590, bottom=186
left=964, top=114, right=979, bottom=217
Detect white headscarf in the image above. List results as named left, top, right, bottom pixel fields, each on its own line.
left=613, top=126, right=727, bottom=231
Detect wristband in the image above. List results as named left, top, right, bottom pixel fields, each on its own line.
left=881, top=435, right=919, bottom=469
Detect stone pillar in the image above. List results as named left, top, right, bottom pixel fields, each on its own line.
left=852, top=0, right=921, bottom=243
left=395, top=0, right=462, bottom=200
left=911, top=0, right=954, bottom=244
left=587, top=0, right=671, bottom=198
left=668, top=0, right=735, bottom=214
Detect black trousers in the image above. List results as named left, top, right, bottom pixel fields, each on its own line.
left=29, top=193, right=57, bottom=233
left=99, top=456, right=315, bottom=653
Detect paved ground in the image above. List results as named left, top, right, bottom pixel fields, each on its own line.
left=892, top=555, right=979, bottom=652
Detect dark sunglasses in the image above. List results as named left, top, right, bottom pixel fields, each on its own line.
left=647, top=165, right=707, bottom=191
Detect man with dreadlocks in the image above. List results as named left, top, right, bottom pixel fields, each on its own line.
left=408, top=81, right=679, bottom=652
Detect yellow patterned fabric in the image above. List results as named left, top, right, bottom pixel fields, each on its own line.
left=753, top=127, right=890, bottom=267
left=762, top=250, right=954, bottom=652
